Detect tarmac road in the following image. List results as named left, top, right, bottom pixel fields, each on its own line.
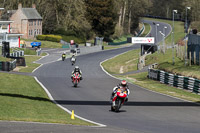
left=34, top=44, right=200, bottom=133
left=1, top=20, right=200, bottom=133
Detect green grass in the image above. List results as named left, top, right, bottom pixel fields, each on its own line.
left=143, top=17, right=185, bottom=46
left=104, top=46, right=121, bottom=50
left=40, top=41, right=63, bottom=48
left=11, top=48, right=36, bottom=55
left=118, top=72, right=200, bottom=102
left=145, top=48, right=176, bottom=65
left=102, top=49, right=140, bottom=74
left=101, top=50, right=200, bottom=102
left=100, top=18, right=200, bottom=102
left=145, top=18, right=200, bottom=79
left=141, top=23, right=151, bottom=37
left=21, top=39, right=63, bottom=48
left=18, top=56, right=41, bottom=73
left=0, top=56, right=13, bottom=62
left=143, top=18, right=200, bottom=80
left=158, top=58, right=200, bottom=79
left=113, top=35, right=131, bottom=43
left=0, top=73, right=94, bottom=125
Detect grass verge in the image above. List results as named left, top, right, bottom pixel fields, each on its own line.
left=143, top=17, right=185, bottom=46
left=113, top=35, right=131, bottom=43
left=117, top=72, right=200, bottom=103
left=21, top=39, right=63, bottom=48
left=0, top=73, right=94, bottom=125
left=18, top=56, right=41, bottom=73
left=40, top=41, right=63, bottom=48
left=102, top=49, right=140, bottom=74
left=143, top=18, right=200, bottom=80
left=140, top=23, right=151, bottom=37
left=101, top=48, right=200, bottom=102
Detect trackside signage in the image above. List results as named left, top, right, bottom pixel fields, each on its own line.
left=132, top=37, right=155, bottom=44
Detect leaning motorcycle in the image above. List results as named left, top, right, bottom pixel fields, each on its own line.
left=72, top=72, right=81, bottom=87
left=71, top=56, right=76, bottom=65
left=111, top=88, right=127, bottom=112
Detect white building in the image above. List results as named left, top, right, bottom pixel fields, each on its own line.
left=0, top=9, right=23, bottom=47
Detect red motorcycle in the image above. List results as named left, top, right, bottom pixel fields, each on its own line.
left=72, top=72, right=81, bottom=87
left=111, top=88, right=127, bottom=112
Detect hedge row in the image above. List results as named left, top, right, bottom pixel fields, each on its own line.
left=62, top=35, right=86, bottom=44
left=36, top=35, right=62, bottom=42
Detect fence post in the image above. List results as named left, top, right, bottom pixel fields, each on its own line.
left=194, top=51, right=196, bottom=65
left=199, top=52, right=200, bottom=66
left=0, top=61, right=2, bottom=70
left=189, top=52, right=191, bottom=66
left=181, top=46, right=184, bottom=60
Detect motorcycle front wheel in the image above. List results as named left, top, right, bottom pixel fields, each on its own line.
left=115, top=99, right=121, bottom=112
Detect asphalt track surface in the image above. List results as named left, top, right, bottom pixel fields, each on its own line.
left=1, top=20, right=200, bottom=133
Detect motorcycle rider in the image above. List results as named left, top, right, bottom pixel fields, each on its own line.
left=62, top=52, right=66, bottom=60
left=111, top=80, right=130, bottom=102
left=71, top=53, right=76, bottom=63
left=71, top=66, right=82, bottom=80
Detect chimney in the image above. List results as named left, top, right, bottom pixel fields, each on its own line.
left=32, top=4, right=36, bottom=9
left=18, top=3, right=22, bottom=9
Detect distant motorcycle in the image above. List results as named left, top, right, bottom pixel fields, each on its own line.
left=71, top=56, right=76, bottom=65
left=111, top=88, right=127, bottom=112
left=62, top=54, right=66, bottom=61
left=72, top=72, right=81, bottom=87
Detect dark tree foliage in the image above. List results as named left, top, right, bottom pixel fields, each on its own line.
left=85, top=0, right=118, bottom=41
left=148, top=0, right=185, bottom=19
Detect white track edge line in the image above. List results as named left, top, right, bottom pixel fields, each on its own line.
left=34, top=77, right=106, bottom=127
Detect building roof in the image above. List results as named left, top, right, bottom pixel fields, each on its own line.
left=0, top=33, right=23, bottom=37
left=0, top=21, right=14, bottom=24
left=21, top=8, right=42, bottom=20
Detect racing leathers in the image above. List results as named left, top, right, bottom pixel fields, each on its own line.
left=111, top=85, right=130, bottom=102
left=71, top=67, right=82, bottom=80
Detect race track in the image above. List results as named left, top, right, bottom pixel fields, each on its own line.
left=33, top=20, right=200, bottom=133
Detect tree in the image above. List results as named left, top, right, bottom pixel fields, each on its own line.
left=60, top=0, right=91, bottom=38
left=85, top=0, right=118, bottom=40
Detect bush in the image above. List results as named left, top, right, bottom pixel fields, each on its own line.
left=36, top=35, right=62, bottom=42
left=36, top=35, right=46, bottom=40
left=62, top=36, right=86, bottom=44
left=54, top=28, right=77, bottom=36
left=54, top=28, right=88, bottom=42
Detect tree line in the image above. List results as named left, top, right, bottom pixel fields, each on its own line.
left=147, top=0, right=200, bottom=30
left=0, top=0, right=148, bottom=41
left=0, top=0, right=200, bottom=41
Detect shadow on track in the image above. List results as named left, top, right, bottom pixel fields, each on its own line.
left=0, top=93, right=52, bottom=102
left=55, top=100, right=200, bottom=107
left=1, top=92, right=199, bottom=107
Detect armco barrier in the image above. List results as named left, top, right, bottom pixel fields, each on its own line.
left=148, top=68, right=200, bottom=94
left=9, top=59, right=16, bottom=71
left=10, top=50, right=24, bottom=57
left=0, top=60, right=16, bottom=71
left=0, top=61, right=2, bottom=70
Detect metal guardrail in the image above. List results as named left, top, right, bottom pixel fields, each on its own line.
left=136, top=24, right=145, bottom=37
left=0, top=59, right=17, bottom=71
left=9, top=59, right=17, bottom=71
left=108, top=41, right=127, bottom=45
left=148, top=68, right=200, bottom=94
left=10, top=50, right=24, bottom=57
left=61, top=40, right=70, bottom=48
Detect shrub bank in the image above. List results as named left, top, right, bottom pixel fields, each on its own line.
left=37, top=35, right=62, bottom=42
